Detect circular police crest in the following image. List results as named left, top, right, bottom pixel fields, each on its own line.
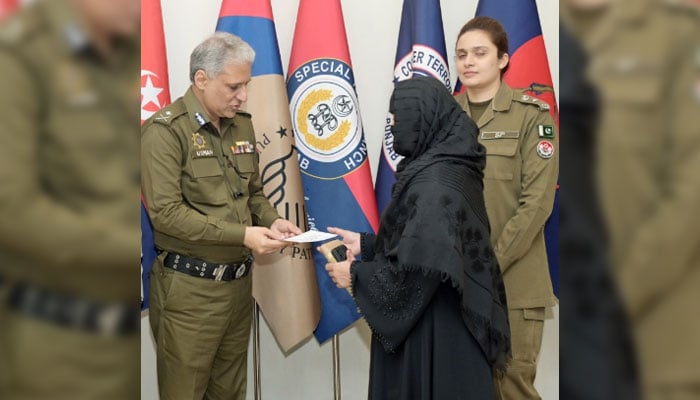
left=192, top=132, right=207, bottom=150
left=289, top=59, right=366, bottom=179
left=536, top=140, right=554, bottom=159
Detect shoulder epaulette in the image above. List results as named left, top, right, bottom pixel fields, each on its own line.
left=514, top=91, right=551, bottom=112
left=663, top=0, right=700, bottom=15
left=0, top=7, right=42, bottom=45
left=150, top=99, right=187, bottom=126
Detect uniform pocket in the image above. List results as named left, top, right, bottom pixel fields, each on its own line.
left=233, top=153, right=257, bottom=174
left=482, top=138, right=518, bottom=180
left=191, top=157, right=223, bottom=178
left=186, top=157, right=229, bottom=206
left=231, top=153, right=257, bottom=198
left=483, top=138, right=518, bottom=157
left=523, top=307, right=550, bottom=321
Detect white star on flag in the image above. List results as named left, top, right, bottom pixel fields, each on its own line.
left=141, top=73, right=163, bottom=109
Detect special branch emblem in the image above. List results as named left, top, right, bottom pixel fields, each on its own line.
left=306, top=94, right=353, bottom=136
left=288, top=59, right=367, bottom=179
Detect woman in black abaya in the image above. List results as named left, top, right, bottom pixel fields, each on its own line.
left=325, top=77, right=511, bottom=400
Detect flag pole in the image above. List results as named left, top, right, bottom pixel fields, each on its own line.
left=253, top=302, right=262, bottom=400
left=332, top=334, right=341, bottom=400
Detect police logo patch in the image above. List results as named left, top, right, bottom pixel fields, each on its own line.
left=192, top=132, right=207, bottom=150
left=536, top=140, right=554, bottom=159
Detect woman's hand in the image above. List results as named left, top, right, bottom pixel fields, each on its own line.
left=324, top=249, right=356, bottom=288
left=327, top=226, right=361, bottom=256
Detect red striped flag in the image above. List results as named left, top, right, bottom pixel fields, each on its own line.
left=0, top=0, right=18, bottom=21
left=287, top=0, right=380, bottom=342
left=140, top=0, right=170, bottom=309
left=140, top=0, right=170, bottom=124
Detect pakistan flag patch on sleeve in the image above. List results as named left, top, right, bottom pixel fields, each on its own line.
left=538, top=125, right=555, bottom=139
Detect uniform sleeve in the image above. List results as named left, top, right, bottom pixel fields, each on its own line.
left=0, top=51, right=137, bottom=269
left=246, top=151, right=281, bottom=228
left=493, top=109, right=559, bottom=272
left=617, top=20, right=700, bottom=319
left=141, top=123, right=247, bottom=245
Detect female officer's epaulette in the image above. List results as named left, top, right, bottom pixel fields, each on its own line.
left=514, top=90, right=551, bottom=112
left=0, top=6, right=42, bottom=45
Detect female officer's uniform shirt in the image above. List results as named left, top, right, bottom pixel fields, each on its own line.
left=456, top=82, right=559, bottom=310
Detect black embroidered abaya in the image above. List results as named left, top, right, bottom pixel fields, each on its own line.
left=351, top=77, right=511, bottom=400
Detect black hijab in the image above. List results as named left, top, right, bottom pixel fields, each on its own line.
left=389, top=76, right=486, bottom=196
left=373, top=77, right=511, bottom=369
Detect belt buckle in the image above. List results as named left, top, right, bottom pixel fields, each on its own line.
left=234, top=263, right=247, bottom=280
left=213, top=264, right=229, bottom=281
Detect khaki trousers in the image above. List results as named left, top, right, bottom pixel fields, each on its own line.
left=494, top=307, right=548, bottom=400
left=149, top=255, right=253, bottom=400
left=2, top=310, right=138, bottom=399
left=645, top=384, right=700, bottom=400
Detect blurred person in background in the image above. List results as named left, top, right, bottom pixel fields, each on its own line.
left=453, top=16, right=559, bottom=400
left=558, top=21, right=640, bottom=400
left=0, top=0, right=140, bottom=398
left=561, top=0, right=700, bottom=398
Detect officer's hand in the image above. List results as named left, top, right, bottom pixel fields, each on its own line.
left=324, top=250, right=356, bottom=288
left=270, top=218, right=302, bottom=239
left=243, top=226, right=288, bottom=255
left=327, top=227, right=361, bottom=256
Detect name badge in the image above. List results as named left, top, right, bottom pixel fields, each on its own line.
left=193, top=149, right=215, bottom=158
left=480, top=130, right=519, bottom=140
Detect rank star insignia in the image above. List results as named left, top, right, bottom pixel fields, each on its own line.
left=194, top=112, right=207, bottom=127
left=192, top=132, right=207, bottom=150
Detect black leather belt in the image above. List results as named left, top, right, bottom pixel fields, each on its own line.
left=7, top=282, right=138, bottom=336
left=163, top=252, right=252, bottom=281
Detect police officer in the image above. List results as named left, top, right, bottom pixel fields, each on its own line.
left=453, top=17, right=559, bottom=400
left=0, top=0, right=140, bottom=398
left=141, top=32, right=301, bottom=400
left=561, top=0, right=700, bottom=398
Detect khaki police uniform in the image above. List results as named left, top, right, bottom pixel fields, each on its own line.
left=562, top=0, right=700, bottom=397
left=456, top=82, right=559, bottom=400
left=142, top=87, right=281, bottom=399
left=0, top=0, right=140, bottom=398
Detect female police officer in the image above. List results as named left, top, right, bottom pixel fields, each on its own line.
left=453, top=16, right=559, bottom=400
